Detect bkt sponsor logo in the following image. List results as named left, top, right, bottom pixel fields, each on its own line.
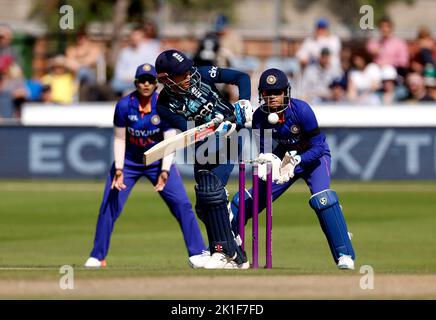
left=327, top=129, right=436, bottom=179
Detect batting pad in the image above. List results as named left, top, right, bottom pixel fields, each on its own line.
left=309, top=189, right=356, bottom=262
left=195, top=170, right=239, bottom=258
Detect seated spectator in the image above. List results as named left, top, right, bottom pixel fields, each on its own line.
left=193, top=32, right=220, bottom=67
left=296, top=18, right=341, bottom=70
left=404, top=72, right=435, bottom=102
left=112, top=25, right=160, bottom=97
left=41, top=55, right=76, bottom=104
left=301, top=47, right=342, bottom=104
left=409, top=51, right=427, bottom=75
left=0, top=24, right=21, bottom=66
left=39, top=84, right=52, bottom=103
left=322, top=76, right=348, bottom=103
left=66, top=29, right=103, bottom=100
left=366, top=16, right=409, bottom=75
left=376, top=65, right=408, bottom=104
left=214, top=14, right=244, bottom=68
left=347, top=47, right=381, bottom=104
left=423, top=63, right=436, bottom=100
left=0, top=54, right=26, bottom=118
left=415, top=26, right=435, bottom=66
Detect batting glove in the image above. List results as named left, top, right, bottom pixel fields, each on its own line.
left=214, top=114, right=237, bottom=137
left=233, top=99, right=253, bottom=128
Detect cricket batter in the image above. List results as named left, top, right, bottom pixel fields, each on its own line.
left=85, top=63, right=209, bottom=268
left=231, top=68, right=356, bottom=269
left=154, top=49, right=253, bottom=269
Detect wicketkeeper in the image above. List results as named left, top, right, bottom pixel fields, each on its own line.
left=231, top=68, right=356, bottom=270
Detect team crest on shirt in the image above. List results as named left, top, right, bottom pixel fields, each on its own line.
left=291, top=125, right=300, bottom=134
left=128, top=114, right=138, bottom=121
left=151, top=114, right=161, bottom=125
left=143, top=64, right=151, bottom=71
left=266, top=75, right=277, bottom=84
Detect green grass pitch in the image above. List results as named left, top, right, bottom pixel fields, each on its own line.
left=0, top=179, right=435, bottom=279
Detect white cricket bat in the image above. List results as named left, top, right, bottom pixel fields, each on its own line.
left=143, top=115, right=235, bottom=166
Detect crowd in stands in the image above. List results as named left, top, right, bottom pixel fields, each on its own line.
left=296, top=17, right=435, bottom=105
left=1, top=15, right=435, bottom=119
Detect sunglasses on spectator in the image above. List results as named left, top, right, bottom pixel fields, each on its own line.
left=136, top=75, right=157, bottom=84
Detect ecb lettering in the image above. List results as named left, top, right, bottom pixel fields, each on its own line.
left=29, top=133, right=110, bottom=176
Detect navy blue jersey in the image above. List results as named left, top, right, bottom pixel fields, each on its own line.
left=253, top=98, right=330, bottom=167
left=114, top=91, right=171, bottom=163
left=156, top=66, right=251, bottom=131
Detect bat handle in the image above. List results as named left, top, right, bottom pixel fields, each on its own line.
left=213, top=114, right=236, bottom=128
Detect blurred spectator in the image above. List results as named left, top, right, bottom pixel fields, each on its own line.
left=366, top=16, right=409, bottom=74
left=404, top=72, right=434, bottom=102
left=0, top=54, right=26, bottom=118
left=41, top=55, right=76, bottom=104
left=423, top=63, right=436, bottom=99
left=409, top=50, right=427, bottom=75
left=214, top=14, right=244, bottom=67
left=0, top=24, right=21, bottom=66
left=376, top=65, right=408, bottom=104
left=323, top=76, right=348, bottom=103
left=296, top=18, right=341, bottom=70
left=112, top=25, right=161, bottom=97
left=0, top=59, right=13, bottom=118
left=193, top=32, right=220, bottom=67
left=66, top=29, right=103, bottom=100
left=39, top=84, right=52, bottom=103
left=347, top=47, right=381, bottom=104
left=415, top=26, right=435, bottom=66
left=300, top=48, right=342, bottom=104
left=194, top=14, right=244, bottom=69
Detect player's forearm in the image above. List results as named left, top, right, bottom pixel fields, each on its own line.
left=157, top=104, right=188, bottom=131
left=161, top=129, right=177, bottom=171
left=218, top=68, right=251, bottom=100
left=113, top=126, right=126, bottom=170
left=299, top=136, right=326, bottom=166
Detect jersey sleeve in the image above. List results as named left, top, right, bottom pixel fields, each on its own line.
left=156, top=102, right=188, bottom=132
left=294, top=100, right=326, bottom=166
left=113, top=99, right=128, bottom=127
left=198, top=66, right=251, bottom=100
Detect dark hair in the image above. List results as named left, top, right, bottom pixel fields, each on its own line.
left=144, top=20, right=158, bottom=39
left=350, top=46, right=373, bottom=67
left=132, top=24, right=144, bottom=33
left=378, top=16, right=392, bottom=26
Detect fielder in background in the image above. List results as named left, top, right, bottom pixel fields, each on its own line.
left=85, top=63, right=209, bottom=268
left=231, top=68, right=356, bottom=270
left=155, top=49, right=253, bottom=269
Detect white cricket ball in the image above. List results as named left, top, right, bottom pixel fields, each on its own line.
left=268, top=113, right=279, bottom=124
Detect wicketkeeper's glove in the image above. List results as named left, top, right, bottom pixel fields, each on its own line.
left=279, top=151, right=301, bottom=180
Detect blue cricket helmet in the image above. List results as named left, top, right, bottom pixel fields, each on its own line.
left=258, top=68, right=291, bottom=114
left=155, top=49, right=193, bottom=77
left=155, top=49, right=201, bottom=94
left=258, top=68, right=289, bottom=91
